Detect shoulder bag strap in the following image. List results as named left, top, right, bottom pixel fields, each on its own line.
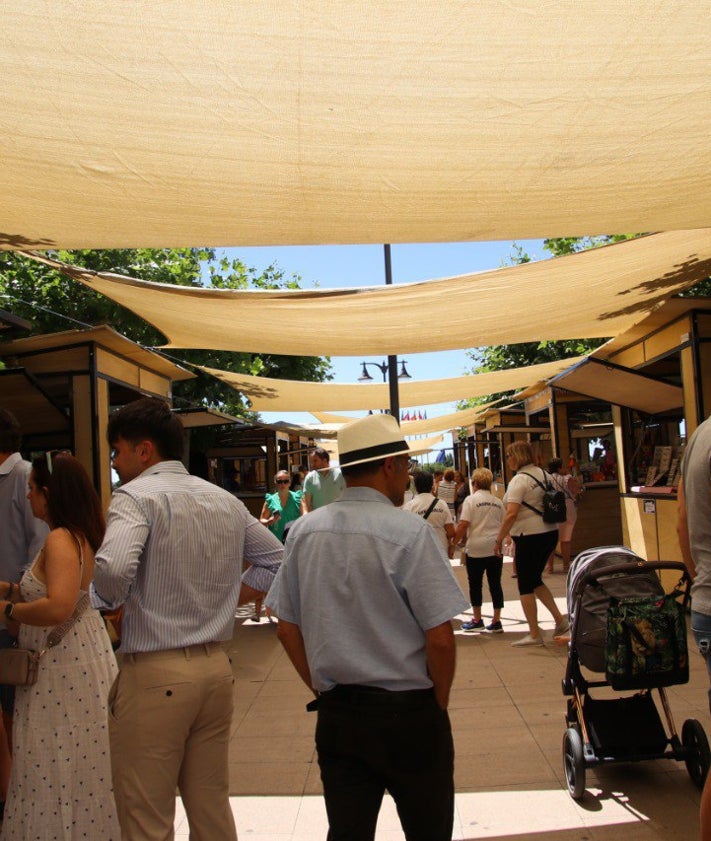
left=518, top=471, right=545, bottom=517
left=43, top=592, right=91, bottom=653
left=422, top=497, right=439, bottom=520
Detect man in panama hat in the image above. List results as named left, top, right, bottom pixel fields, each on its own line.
left=267, top=413, right=468, bottom=841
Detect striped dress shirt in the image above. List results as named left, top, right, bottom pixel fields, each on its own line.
left=92, top=461, right=283, bottom=653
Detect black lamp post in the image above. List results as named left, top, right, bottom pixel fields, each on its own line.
left=358, top=358, right=411, bottom=418
left=358, top=360, right=412, bottom=384
left=356, top=245, right=412, bottom=421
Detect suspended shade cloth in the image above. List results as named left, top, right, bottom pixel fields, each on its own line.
left=312, top=406, right=498, bottom=437
left=21, top=231, right=711, bottom=356
left=320, top=434, right=445, bottom=465
left=199, top=358, right=584, bottom=412
left=3, top=3, right=711, bottom=249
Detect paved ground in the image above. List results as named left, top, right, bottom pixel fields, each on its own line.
left=175, top=559, right=709, bottom=840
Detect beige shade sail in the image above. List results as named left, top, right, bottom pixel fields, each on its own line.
left=199, top=357, right=585, bottom=412
left=320, top=434, right=445, bottom=464
left=311, top=413, right=358, bottom=426
left=2, top=3, right=711, bottom=250
left=313, top=406, right=498, bottom=436
left=21, top=230, right=711, bottom=356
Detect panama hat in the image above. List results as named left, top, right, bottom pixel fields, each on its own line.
left=338, top=413, right=411, bottom=468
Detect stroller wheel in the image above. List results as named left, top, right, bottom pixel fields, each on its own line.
left=563, top=727, right=586, bottom=800
left=682, top=719, right=711, bottom=789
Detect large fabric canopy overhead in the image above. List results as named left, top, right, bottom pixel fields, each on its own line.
left=21, top=230, right=711, bottom=356
left=2, top=2, right=711, bottom=250
left=313, top=406, right=498, bottom=437
left=199, top=358, right=584, bottom=412
left=320, top=434, right=445, bottom=464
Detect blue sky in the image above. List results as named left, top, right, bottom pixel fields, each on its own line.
left=217, top=239, right=547, bottom=437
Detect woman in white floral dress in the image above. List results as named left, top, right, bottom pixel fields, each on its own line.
left=0, top=453, right=119, bottom=840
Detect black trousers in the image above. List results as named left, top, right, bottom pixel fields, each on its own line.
left=315, top=684, right=455, bottom=841
left=464, top=554, right=504, bottom=609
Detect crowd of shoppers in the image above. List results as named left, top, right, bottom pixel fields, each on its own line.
left=0, top=397, right=588, bottom=840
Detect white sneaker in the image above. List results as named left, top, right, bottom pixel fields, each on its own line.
left=511, top=634, right=545, bottom=647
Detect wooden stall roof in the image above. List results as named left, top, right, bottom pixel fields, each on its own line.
left=0, top=369, right=69, bottom=436
left=0, top=325, right=194, bottom=382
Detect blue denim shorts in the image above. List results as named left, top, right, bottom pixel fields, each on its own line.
left=691, top=610, right=711, bottom=714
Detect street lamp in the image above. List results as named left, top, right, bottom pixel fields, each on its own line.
left=358, top=359, right=412, bottom=419
left=355, top=245, right=412, bottom=421
left=358, top=360, right=412, bottom=383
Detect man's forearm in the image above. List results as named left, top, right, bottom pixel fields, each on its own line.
left=677, top=479, right=697, bottom=579
left=276, top=619, right=317, bottom=696
left=425, top=621, right=456, bottom=709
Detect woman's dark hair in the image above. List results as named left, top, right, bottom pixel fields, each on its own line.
left=413, top=470, right=434, bottom=494
left=107, top=397, right=184, bottom=460
left=548, top=458, right=563, bottom=473
left=32, top=454, right=105, bottom=551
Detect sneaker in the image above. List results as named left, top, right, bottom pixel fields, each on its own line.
left=554, top=616, right=570, bottom=637
left=511, top=634, right=544, bottom=647
left=461, top=619, right=485, bottom=631
left=486, top=621, right=503, bottom=633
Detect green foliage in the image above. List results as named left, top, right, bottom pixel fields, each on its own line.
left=0, top=248, right=332, bottom=419
left=542, top=234, right=636, bottom=257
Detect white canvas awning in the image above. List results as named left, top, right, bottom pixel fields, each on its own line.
left=2, top=3, right=711, bottom=249
left=199, top=357, right=584, bottom=412
left=20, top=230, right=711, bottom=356
left=550, top=358, right=684, bottom=415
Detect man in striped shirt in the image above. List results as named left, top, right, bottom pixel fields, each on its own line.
left=93, top=398, right=283, bottom=841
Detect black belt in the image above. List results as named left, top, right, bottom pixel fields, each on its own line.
left=319, top=684, right=435, bottom=708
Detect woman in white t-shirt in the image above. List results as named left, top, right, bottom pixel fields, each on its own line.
left=494, top=441, right=569, bottom=647
left=546, top=458, right=581, bottom=574
left=453, top=468, right=504, bottom=633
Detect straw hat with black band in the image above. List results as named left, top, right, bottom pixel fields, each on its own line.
left=337, top=414, right=411, bottom=469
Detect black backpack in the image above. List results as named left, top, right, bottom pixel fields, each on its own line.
left=520, top=469, right=567, bottom=524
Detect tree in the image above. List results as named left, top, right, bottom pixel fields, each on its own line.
left=0, top=248, right=332, bottom=418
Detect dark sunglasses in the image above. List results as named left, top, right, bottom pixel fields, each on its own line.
left=276, top=478, right=290, bottom=484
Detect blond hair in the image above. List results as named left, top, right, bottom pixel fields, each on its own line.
left=506, top=440, right=534, bottom=471
left=470, top=467, right=493, bottom=490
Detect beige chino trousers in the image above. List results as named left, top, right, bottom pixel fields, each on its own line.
left=108, top=642, right=237, bottom=841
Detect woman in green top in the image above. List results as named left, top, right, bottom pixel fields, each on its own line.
left=259, top=469, right=302, bottom=543
left=239, top=470, right=301, bottom=623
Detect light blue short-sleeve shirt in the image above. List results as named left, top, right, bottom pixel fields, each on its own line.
left=267, top=486, right=469, bottom=692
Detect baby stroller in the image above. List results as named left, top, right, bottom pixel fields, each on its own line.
left=561, top=545, right=710, bottom=799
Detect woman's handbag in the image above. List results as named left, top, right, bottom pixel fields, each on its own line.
left=0, top=593, right=91, bottom=686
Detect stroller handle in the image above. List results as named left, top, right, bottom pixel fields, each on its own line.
left=582, top=559, right=692, bottom=602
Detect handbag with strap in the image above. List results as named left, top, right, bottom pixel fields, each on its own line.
left=0, top=593, right=91, bottom=686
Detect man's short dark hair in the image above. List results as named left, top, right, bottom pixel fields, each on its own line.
left=310, top=447, right=330, bottom=463
left=107, top=397, right=184, bottom=461
left=340, top=457, right=385, bottom=481
left=0, top=408, right=22, bottom=453
left=413, top=471, right=434, bottom=494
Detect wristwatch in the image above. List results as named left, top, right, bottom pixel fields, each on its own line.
left=4, top=602, right=14, bottom=620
